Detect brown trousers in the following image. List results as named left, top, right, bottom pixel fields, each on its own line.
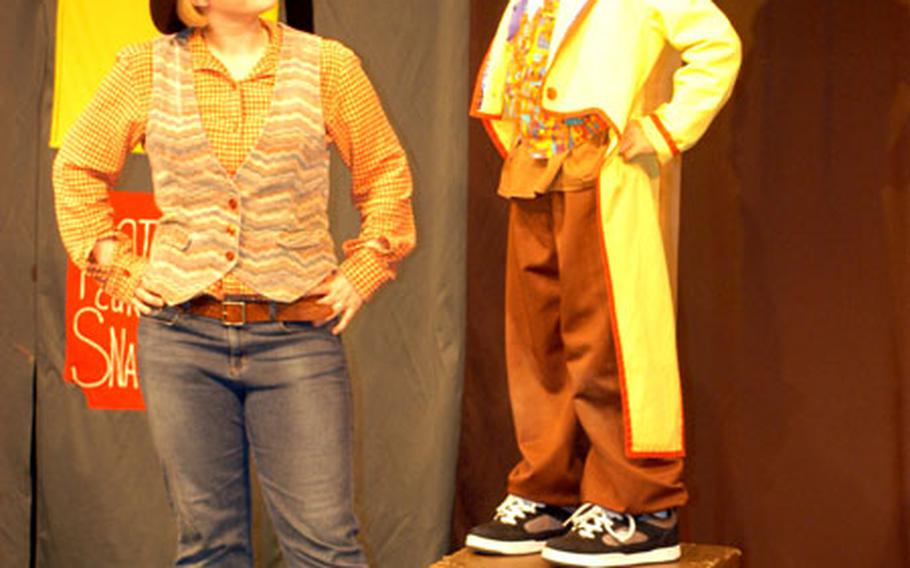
left=504, top=189, right=687, bottom=514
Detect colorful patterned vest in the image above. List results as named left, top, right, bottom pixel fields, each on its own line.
left=503, top=0, right=607, bottom=158
left=143, top=25, right=336, bottom=304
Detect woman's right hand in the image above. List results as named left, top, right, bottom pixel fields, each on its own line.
left=132, top=285, right=165, bottom=316
left=93, top=238, right=163, bottom=316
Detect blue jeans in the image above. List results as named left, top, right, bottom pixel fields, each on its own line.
left=137, top=307, right=367, bottom=567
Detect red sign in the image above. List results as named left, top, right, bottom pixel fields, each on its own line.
left=63, top=191, right=160, bottom=411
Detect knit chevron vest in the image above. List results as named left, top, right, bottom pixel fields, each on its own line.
left=143, top=24, right=335, bottom=304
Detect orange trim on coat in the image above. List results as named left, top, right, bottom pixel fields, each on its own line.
left=648, top=113, right=680, bottom=157
left=593, top=177, right=632, bottom=457
left=470, top=41, right=510, bottom=157
left=482, top=119, right=509, bottom=158
left=470, top=43, right=496, bottom=119
left=594, top=176, right=686, bottom=460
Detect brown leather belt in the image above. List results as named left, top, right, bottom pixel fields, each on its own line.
left=180, top=295, right=333, bottom=326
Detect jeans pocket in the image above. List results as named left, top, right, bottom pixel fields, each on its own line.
left=144, top=306, right=181, bottom=327
left=277, top=319, right=344, bottom=342
left=277, top=319, right=319, bottom=333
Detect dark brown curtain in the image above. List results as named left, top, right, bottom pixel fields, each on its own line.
left=455, top=2, right=910, bottom=567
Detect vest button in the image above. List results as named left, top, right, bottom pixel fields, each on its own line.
left=546, top=87, right=558, bottom=100
left=225, top=251, right=236, bottom=262
left=228, top=198, right=238, bottom=210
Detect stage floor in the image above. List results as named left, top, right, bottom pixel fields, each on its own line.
left=431, top=543, right=741, bottom=567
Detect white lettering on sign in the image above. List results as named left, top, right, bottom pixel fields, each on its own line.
left=69, top=308, right=140, bottom=391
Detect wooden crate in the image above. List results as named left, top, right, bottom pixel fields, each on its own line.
left=430, top=544, right=741, bottom=568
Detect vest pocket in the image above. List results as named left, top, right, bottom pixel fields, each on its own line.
left=155, top=226, right=192, bottom=251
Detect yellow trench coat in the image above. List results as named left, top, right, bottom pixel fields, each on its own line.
left=472, top=0, right=741, bottom=457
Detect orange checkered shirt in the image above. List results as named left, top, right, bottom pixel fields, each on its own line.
left=53, top=20, right=415, bottom=303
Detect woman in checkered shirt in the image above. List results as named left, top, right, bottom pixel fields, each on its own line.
left=53, top=1, right=415, bottom=565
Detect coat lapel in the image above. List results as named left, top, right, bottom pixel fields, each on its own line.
left=546, top=0, right=596, bottom=70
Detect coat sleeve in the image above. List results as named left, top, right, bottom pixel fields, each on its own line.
left=639, top=0, right=742, bottom=164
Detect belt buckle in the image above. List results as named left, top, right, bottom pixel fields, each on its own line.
left=221, top=300, right=247, bottom=327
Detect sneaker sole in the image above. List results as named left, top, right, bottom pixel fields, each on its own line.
left=465, top=534, right=548, bottom=556
left=541, top=544, right=681, bottom=567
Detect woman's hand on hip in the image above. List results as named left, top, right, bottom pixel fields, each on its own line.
left=132, top=285, right=165, bottom=316
left=315, top=272, right=364, bottom=335
left=93, top=238, right=163, bottom=316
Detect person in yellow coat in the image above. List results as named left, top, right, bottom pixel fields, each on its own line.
left=465, top=0, right=740, bottom=565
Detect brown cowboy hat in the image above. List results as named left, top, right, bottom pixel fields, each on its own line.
left=149, top=0, right=186, bottom=34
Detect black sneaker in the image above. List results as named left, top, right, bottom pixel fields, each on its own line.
left=465, top=495, right=574, bottom=555
left=541, top=504, right=681, bottom=567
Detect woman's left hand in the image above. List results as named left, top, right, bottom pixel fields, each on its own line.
left=315, top=272, right=364, bottom=335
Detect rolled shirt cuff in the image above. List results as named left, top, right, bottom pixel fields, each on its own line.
left=338, top=247, right=394, bottom=302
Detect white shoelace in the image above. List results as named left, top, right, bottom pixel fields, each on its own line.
left=493, top=495, right=544, bottom=526
left=565, top=504, right=637, bottom=543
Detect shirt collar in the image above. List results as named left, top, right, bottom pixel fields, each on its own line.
left=188, top=19, right=282, bottom=80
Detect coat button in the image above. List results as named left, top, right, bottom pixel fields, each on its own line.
left=546, top=87, right=558, bottom=100
left=226, top=225, right=236, bottom=236
left=228, top=198, right=238, bottom=210
left=225, top=251, right=236, bottom=262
